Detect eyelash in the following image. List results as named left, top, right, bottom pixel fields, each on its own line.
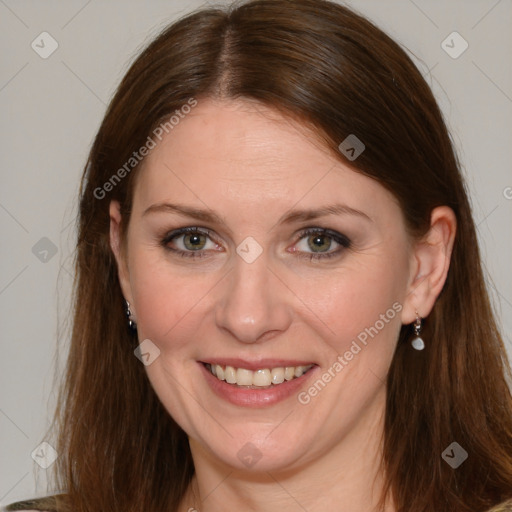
left=160, top=226, right=351, bottom=261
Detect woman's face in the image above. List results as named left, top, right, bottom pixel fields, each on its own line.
left=112, top=98, right=416, bottom=472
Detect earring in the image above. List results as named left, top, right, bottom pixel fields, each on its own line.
left=125, top=300, right=137, bottom=330
left=411, top=312, right=425, bottom=350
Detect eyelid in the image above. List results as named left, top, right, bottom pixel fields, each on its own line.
left=162, top=226, right=215, bottom=244
left=294, top=227, right=351, bottom=247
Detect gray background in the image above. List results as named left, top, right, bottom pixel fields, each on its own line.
left=1, top=0, right=511, bottom=505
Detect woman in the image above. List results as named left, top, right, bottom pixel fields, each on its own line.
left=6, top=0, right=512, bottom=511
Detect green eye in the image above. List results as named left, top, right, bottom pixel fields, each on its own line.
left=307, top=233, right=333, bottom=252
left=162, top=227, right=218, bottom=258
left=182, top=232, right=208, bottom=251
left=295, top=228, right=351, bottom=261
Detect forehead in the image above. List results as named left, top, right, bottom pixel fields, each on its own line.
left=146, top=99, right=331, bottom=177
left=132, top=98, right=400, bottom=221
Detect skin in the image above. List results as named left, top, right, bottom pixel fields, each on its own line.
left=110, top=98, right=456, bottom=511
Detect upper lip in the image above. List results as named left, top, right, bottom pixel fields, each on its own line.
left=200, top=358, right=316, bottom=371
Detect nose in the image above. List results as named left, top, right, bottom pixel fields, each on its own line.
left=215, top=251, right=293, bottom=344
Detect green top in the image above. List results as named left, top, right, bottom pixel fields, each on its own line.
left=4, top=496, right=512, bottom=511
left=4, top=496, right=59, bottom=511
left=4, top=496, right=58, bottom=511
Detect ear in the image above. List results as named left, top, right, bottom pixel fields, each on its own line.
left=401, top=206, right=457, bottom=324
left=109, top=200, right=134, bottom=306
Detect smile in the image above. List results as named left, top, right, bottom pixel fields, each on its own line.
left=205, top=363, right=315, bottom=388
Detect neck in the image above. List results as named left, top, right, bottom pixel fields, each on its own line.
left=179, top=387, right=393, bottom=512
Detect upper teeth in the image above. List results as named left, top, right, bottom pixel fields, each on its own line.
left=206, top=364, right=314, bottom=387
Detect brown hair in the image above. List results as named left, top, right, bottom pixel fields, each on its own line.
left=33, top=0, right=512, bottom=511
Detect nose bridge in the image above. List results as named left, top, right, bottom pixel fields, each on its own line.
left=215, top=249, right=292, bottom=343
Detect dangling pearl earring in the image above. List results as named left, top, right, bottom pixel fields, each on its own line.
left=125, top=300, right=137, bottom=330
left=411, top=312, right=425, bottom=350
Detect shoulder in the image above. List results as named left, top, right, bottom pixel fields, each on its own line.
left=486, top=499, right=512, bottom=511
left=3, top=495, right=62, bottom=512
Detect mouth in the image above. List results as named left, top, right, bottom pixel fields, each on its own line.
left=199, top=359, right=319, bottom=407
left=203, top=362, right=316, bottom=389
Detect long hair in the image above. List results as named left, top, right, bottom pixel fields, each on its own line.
left=40, top=0, right=512, bottom=510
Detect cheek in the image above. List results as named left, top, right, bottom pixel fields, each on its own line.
left=291, top=257, right=406, bottom=359
left=128, top=248, right=201, bottom=350
left=289, top=263, right=404, bottom=429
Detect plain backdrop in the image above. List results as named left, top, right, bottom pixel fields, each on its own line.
left=1, top=0, right=511, bottom=506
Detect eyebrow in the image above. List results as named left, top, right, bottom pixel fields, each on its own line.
left=142, top=202, right=372, bottom=224
left=278, top=203, right=372, bottom=224
left=142, top=202, right=224, bottom=224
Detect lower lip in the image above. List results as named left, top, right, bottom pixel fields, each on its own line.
left=199, top=362, right=318, bottom=408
